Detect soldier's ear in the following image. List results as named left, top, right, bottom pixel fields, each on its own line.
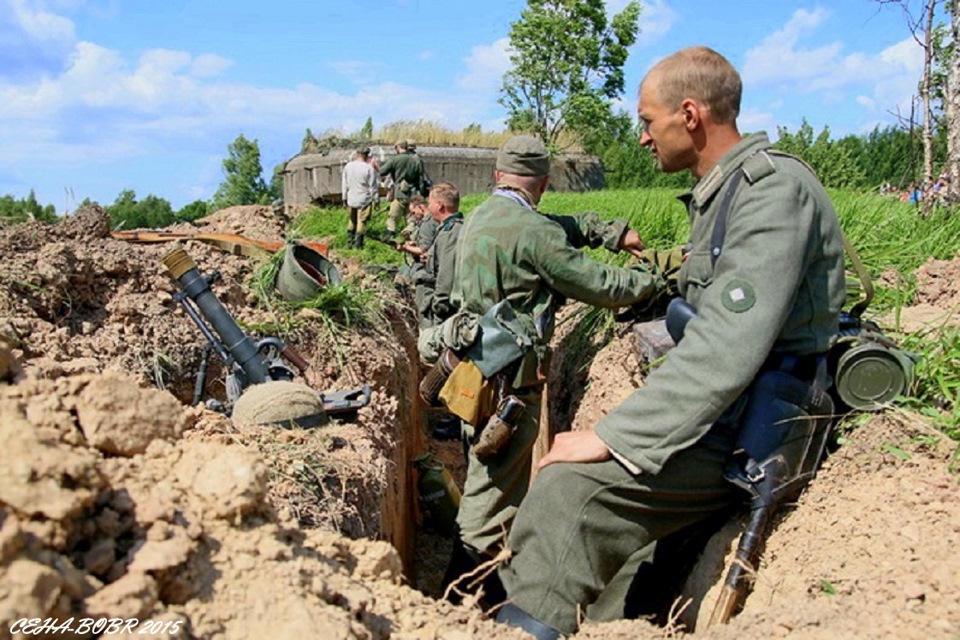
left=680, top=98, right=700, bottom=130
left=539, top=175, right=551, bottom=195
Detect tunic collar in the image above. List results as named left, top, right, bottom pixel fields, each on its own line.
left=677, top=132, right=772, bottom=213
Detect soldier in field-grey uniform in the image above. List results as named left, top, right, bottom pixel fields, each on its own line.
left=495, top=46, right=847, bottom=639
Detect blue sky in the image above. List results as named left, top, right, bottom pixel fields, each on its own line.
left=0, top=0, right=940, bottom=212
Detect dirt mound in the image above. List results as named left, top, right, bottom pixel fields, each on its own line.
left=0, top=372, right=512, bottom=639
left=881, top=250, right=960, bottom=332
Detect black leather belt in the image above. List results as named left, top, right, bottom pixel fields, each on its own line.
left=762, top=352, right=826, bottom=383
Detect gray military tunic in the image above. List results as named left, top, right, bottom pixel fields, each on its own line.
left=499, top=133, right=847, bottom=634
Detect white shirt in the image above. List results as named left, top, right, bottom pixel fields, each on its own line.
left=342, top=159, right=377, bottom=208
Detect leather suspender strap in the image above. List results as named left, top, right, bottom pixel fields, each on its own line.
left=709, top=169, right=744, bottom=267
left=841, top=232, right=874, bottom=318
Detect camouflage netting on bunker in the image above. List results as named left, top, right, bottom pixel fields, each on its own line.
left=0, top=205, right=958, bottom=639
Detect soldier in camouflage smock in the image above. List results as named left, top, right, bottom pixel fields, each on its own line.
left=440, top=135, right=663, bottom=604
left=496, top=48, right=847, bottom=638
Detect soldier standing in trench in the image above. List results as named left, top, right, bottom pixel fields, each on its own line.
left=494, top=47, right=846, bottom=639
left=440, top=134, right=663, bottom=606
left=417, top=182, right=463, bottom=329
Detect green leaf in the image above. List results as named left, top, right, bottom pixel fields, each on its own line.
left=819, top=579, right=837, bottom=596
left=880, top=444, right=912, bottom=461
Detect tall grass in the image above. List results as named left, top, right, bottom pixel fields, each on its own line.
left=293, top=187, right=960, bottom=445
left=373, top=120, right=583, bottom=151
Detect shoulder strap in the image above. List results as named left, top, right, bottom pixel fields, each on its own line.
left=709, top=169, right=744, bottom=267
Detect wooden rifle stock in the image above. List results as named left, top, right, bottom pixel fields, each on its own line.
left=708, top=455, right=788, bottom=627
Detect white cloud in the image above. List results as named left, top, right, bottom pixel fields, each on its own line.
left=418, top=49, right=435, bottom=61
left=10, top=0, right=76, bottom=41
left=457, top=37, right=511, bottom=93
left=190, top=53, right=232, bottom=78
left=739, top=107, right=777, bottom=136
left=635, top=0, right=676, bottom=48
left=742, top=8, right=840, bottom=85
left=0, top=2, right=511, bottom=207
left=742, top=9, right=924, bottom=130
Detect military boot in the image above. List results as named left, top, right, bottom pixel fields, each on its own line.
left=496, top=604, right=561, bottom=640
left=347, top=230, right=356, bottom=247
left=354, top=233, right=365, bottom=249
left=441, top=537, right=506, bottom=610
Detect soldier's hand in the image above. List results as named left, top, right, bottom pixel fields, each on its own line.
left=619, top=229, right=647, bottom=260
left=537, top=431, right=611, bottom=471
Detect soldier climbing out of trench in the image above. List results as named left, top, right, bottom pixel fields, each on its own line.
left=378, top=140, right=426, bottom=242
left=494, top=46, right=846, bottom=639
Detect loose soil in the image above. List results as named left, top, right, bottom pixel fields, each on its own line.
left=0, top=206, right=957, bottom=639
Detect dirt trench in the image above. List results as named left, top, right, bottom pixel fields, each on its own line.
left=0, top=205, right=477, bottom=639
left=1, top=206, right=959, bottom=639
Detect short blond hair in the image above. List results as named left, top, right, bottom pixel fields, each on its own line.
left=644, top=46, right=741, bottom=124
left=429, top=181, right=460, bottom=211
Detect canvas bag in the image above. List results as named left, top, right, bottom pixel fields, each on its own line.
left=438, top=358, right=496, bottom=426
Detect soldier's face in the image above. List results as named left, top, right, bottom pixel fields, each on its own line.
left=638, top=78, right=694, bottom=174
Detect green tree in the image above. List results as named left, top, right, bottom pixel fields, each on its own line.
left=301, top=128, right=319, bottom=154
left=0, top=191, right=58, bottom=225
left=359, top=117, right=374, bottom=141
left=499, top=0, right=641, bottom=148
left=774, top=119, right=866, bottom=189
left=107, top=189, right=176, bottom=230
left=268, top=162, right=286, bottom=203
left=176, top=200, right=208, bottom=222
left=210, top=134, right=270, bottom=211
left=586, top=110, right=691, bottom=190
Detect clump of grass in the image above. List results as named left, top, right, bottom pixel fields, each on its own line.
left=899, top=325, right=960, bottom=441
left=249, top=246, right=401, bottom=374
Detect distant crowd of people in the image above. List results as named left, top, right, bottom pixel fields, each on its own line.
left=880, top=169, right=952, bottom=206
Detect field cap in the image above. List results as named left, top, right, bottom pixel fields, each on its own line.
left=497, top=135, right=550, bottom=177
left=395, top=139, right=409, bottom=149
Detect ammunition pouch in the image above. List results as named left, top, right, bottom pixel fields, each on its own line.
left=439, top=358, right=496, bottom=426
left=398, top=179, right=416, bottom=200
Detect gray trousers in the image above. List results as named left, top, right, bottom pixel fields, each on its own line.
left=457, top=389, right=542, bottom=558
left=498, top=422, right=739, bottom=634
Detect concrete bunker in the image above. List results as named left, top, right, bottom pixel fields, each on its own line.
left=282, top=145, right=605, bottom=210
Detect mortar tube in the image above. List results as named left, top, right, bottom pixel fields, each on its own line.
left=163, top=248, right=269, bottom=385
